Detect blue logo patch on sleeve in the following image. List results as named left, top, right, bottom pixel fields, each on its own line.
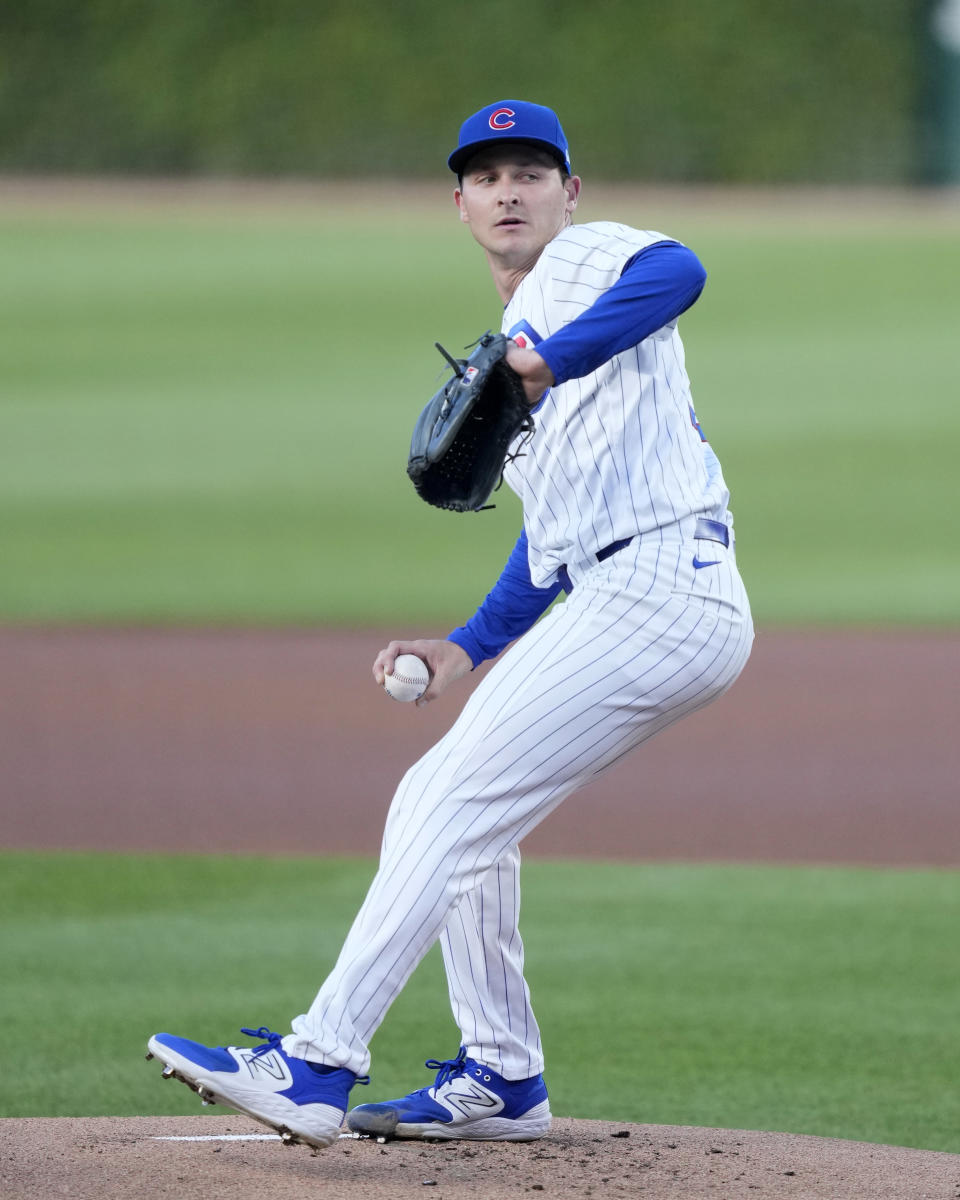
left=507, top=319, right=543, bottom=348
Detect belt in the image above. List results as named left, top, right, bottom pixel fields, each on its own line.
left=693, top=517, right=730, bottom=548
left=557, top=518, right=730, bottom=593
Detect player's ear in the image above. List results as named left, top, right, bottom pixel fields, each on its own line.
left=564, top=175, right=581, bottom=215
left=455, top=187, right=470, bottom=223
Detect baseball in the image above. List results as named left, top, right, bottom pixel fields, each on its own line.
left=383, top=653, right=430, bottom=703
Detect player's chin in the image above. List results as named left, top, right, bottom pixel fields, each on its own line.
left=488, top=229, right=538, bottom=263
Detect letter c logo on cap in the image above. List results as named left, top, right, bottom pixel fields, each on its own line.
left=489, top=107, right=516, bottom=130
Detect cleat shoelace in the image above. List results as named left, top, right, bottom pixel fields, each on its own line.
left=240, top=1026, right=283, bottom=1057
left=423, top=1046, right=469, bottom=1094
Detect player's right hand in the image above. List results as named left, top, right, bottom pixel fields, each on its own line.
left=373, top=639, right=473, bottom=706
left=506, top=343, right=555, bottom=406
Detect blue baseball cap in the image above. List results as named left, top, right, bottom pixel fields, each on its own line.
left=448, top=100, right=571, bottom=176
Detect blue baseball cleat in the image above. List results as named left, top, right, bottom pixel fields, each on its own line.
left=346, top=1047, right=551, bottom=1141
left=146, top=1026, right=366, bottom=1149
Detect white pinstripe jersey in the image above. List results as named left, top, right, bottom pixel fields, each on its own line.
left=501, top=221, right=731, bottom=588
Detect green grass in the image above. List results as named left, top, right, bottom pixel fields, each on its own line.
left=2, top=851, right=958, bottom=1152
left=0, top=192, right=958, bottom=626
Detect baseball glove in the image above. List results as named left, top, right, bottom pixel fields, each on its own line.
left=407, top=333, right=534, bottom=512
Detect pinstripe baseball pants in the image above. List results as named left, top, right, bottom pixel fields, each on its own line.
left=285, top=520, right=753, bottom=1079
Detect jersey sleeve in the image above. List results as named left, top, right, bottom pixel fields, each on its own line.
left=447, top=528, right=563, bottom=668
left=535, top=240, right=706, bottom=386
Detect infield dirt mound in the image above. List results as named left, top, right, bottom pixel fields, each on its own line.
left=4, top=1115, right=960, bottom=1200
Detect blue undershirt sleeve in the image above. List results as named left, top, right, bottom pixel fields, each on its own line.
left=536, top=240, right=707, bottom=386
left=447, top=528, right=563, bottom=668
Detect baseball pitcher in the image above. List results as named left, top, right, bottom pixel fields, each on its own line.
left=147, top=99, right=754, bottom=1150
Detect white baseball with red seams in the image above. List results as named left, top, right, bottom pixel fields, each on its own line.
left=383, top=654, right=430, bottom=702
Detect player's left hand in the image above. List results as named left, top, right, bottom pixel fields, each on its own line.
left=506, top=344, right=555, bottom=406
left=373, top=638, right=473, bottom=706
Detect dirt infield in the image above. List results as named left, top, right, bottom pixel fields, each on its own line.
left=2, top=626, right=957, bottom=865
left=2, top=625, right=958, bottom=1198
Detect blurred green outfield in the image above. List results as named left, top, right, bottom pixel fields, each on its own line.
left=1, top=184, right=957, bottom=628
left=2, top=851, right=958, bottom=1153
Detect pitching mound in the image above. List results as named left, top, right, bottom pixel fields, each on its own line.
left=3, top=1115, right=958, bottom=1199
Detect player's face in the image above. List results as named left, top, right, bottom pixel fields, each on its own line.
left=455, top=147, right=580, bottom=272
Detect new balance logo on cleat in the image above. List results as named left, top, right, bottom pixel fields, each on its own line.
left=241, top=1049, right=291, bottom=1082
left=443, top=1080, right=503, bottom=1118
